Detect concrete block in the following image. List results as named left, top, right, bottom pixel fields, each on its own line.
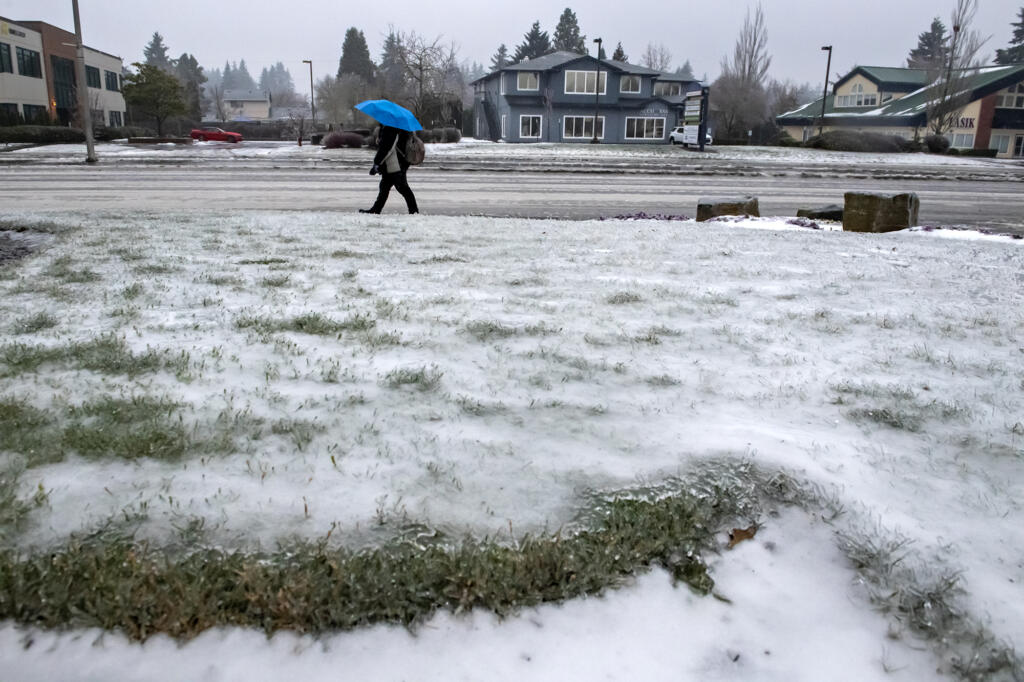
left=696, top=196, right=760, bottom=222
left=843, top=192, right=919, bottom=233
left=797, top=204, right=844, bottom=221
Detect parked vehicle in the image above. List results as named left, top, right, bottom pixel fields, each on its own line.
left=190, top=127, right=242, bottom=143
left=669, top=126, right=712, bottom=147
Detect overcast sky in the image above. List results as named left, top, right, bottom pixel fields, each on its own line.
left=6, top=0, right=1020, bottom=88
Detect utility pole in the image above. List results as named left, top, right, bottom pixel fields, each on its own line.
left=71, top=0, right=97, bottom=163
left=591, top=37, right=602, bottom=144
left=302, top=60, right=315, bottom=125
left=819, top=45, right=832, bottom=137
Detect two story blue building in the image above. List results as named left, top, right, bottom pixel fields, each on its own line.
left=472, top=51, right=700, bottom=144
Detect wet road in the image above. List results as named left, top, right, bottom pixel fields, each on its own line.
left=2, top=162, right=1022, bottom=236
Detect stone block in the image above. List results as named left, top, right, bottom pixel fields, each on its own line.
left=797, top=204, right=844, bottom=221
left=843, top=192, right=919, bottom=233
left=696, top=196, right=760, bottom=222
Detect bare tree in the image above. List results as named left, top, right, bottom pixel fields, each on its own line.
left=712, top=3, right=773, bottom=140
left=926, top=0, right=988, bottom=136
left=641, top=43, right=673, bottom=72
left=208, top=83, right=227, bottom=122
left=316, top=74, right=372, bottom=127
left=396, top=31, right=461, bottom=125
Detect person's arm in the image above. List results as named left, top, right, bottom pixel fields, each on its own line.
left=372, top=127, right=398, bottom=169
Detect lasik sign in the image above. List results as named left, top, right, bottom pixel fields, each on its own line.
left=957, top=117, right=976, bottom=129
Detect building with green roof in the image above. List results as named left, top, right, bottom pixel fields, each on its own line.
left=776, top=63, right=1024, bottom=158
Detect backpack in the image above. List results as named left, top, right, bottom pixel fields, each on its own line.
left=403, top=132, right=426, bottom=165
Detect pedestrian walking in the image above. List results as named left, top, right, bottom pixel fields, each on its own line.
left=360, top=125, right=418, bottom=214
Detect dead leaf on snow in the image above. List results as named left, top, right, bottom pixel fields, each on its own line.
left=727, top=525, right=758, bottom=549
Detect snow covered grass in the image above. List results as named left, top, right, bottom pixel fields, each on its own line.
left=1, top=211, right=1023, bottom=679
left=4, top=138, right=1016, bottom=170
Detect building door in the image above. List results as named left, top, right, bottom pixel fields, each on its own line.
left=50, top=56, right=76, bottom=126
left=1015, top=135, right=1024, bottom=158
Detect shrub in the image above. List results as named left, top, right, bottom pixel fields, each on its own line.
left=443, top=127, right=462, bottom=143
left=803, top=130, right=904, bottom=153
left=774, top=131, right=802, bottom=147
left=0, top=126, right=86, bottom=144
left=431, top=128, right=444, bottom=143
left=924, top=134, right=950, bottom=154
left=958, top=148, right=998, bottom=158
left=323, top=131, right=365, bottom=149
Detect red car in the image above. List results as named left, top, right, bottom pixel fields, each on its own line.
left=191, top=127, right=242, bottom=143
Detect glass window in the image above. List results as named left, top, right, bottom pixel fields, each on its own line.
left=989, top=134, right=1009, bottom=154
left=517, top=72, right=539, bottom=90
left=563, top=116, right=604, bottom=139
left=564, top=70, right=607, bottom=94
left=105, top=70, right=120, bottom=92
left=0, top=102, right=17, bottom=124
left=653, top=82, right=681, bottom=96
left=620, top=75, right=641, bottom=93
left=22, top=103, right=47, bottom=123
left=500, top=114, right=507, bottom=138
left=0, top=43, right=12, bottom=74
left=624, top=117, right=665, bottom=139
left=520, top=115, right=541, bottom=138
left=86, top=65, right=101, bottom=88
left=109, top=110, right=123, bottom=127
left=951, top=133, right=974, bottom=149
left=15, top=46, right=42, bottom=78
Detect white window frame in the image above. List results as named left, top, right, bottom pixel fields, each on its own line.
left=620, top=75, right=641, bottom=94
left=989, top=134, right=1010, bottom=154
left=624, top=117, right=665, bottom=140
left=837, top=83, right=878, bottom=108
left=520, top=114, right=542, bottom=139
left=995, top=83, right=1024, bottom=109
left=517, top=71, right=539, bottom=91
left=501, top=114, right=507, bottom=139
left=500, top=74, right=505, bottom=96
left=950, top=132, right=974, bottom=149
left=564, top=70, right=607, bottom=95
left=563, top=115, right=605, bottom=140
left=653, top=82, right=682, bottom=96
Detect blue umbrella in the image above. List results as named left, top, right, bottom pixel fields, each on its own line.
left=354, top=100, right=423, bottom=131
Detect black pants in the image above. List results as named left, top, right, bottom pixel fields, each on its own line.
left=370, top=169, right=418, bottom=214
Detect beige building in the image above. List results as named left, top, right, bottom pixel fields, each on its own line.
left=0, top=16, right=126, bottom=127
left=222, top=89, right=272, bottom=121
left=777, top=64, right=1024, bottom=159
left=0, top=18, right=50, bottom=123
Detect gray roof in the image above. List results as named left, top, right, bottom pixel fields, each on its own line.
left=223, top=89, right=270, bottom=102
left=476, top=51, right=690, bottom=83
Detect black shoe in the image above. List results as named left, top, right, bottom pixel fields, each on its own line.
left=359, top=208, right=379, bottom=214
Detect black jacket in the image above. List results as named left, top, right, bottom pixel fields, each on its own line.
left=373, top=126, right=410, bottom=172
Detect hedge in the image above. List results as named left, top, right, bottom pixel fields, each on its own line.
left=0, top=126, right=86, bottom=144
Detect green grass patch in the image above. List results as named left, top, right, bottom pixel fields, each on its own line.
left=831, top=381, right=971, bottom=432
left=0, top=219, right=70, bottom=234
left=238, top=258, right=289, bottom=265
left=0, top=334, right=188, bottom=379
left=0, top=484, right=729, bottom=641
left=133, top=263, right=177, bottom=275
left=464, top=320, right=558, bottom=342
left=44, top=256, right=100, bottom=284
left=330, top=248, right=366, bottom=259
left=383, top=365, right=443, bottom=391
left=11, top=312, right=58, bottom=335
left=203, top=274, right=244, bottom=286
left=260, top=274, right=291, bottom=288
left=122, top=283, right=144, bottom=300
left=606, top=291, right=643, bottom=305
left=236, top=312, right=376, bottom=336
left=62, top=396, right=187, bottom=462
left=409, top=254, right=468, bottom=265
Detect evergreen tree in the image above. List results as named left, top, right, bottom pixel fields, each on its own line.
left=143, top=32, right=172, bottom=71
left=222, top=61, right=238, bottom=90
left=260, top=63, right=300, bottom=106
left=378, top=31, right=406, bottom=101
left=512, top=21, right=552, bottom=63
left=338, top=27, right=375, bottom=81
left=490, top=44, right=509, bottom=71
left=174, top=53, right=206, bottom=120
left=235, top=59, right=257, bottom=90
left=907, top=17, right=949, bottom=70
left=675, top=60, right=695, bottom=79
left=552, top=8, right=586, bottom=53
left=611, top=42, right=627, bottom=62
left=995, top=7, right=1024, bottom=64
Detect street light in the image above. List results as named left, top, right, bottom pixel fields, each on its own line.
left=302, top=60, right=315, bottom=124
left=819, top=45, right=832, bottom=137
left=591, top=37, right=602, bottom=144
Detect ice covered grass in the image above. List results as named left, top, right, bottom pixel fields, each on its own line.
left=3, top=139, right=1014, bottom=170
left=1, top=210, right=1023, bottom=679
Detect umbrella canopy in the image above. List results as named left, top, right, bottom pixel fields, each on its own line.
left=354, top=100, right=423, bottom=132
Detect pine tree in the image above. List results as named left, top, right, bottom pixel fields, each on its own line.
left=552, top=8, right=586, bottom=53
left=235, top=59, right=257, bottom=90
left=174, top=53, right=206, bottom=120
left=907, top=17, right=949, bottom=70
left=995, top=7, right=1024, bottom=64
left=512, top=21, right=552, bottom=63
left=491, top=44, right=509, bottom=71
left=221, top=61, right=235, bottom=90
left=676, top=60, right=695, bottom=79
left=378, top=31, right=406, bottom=101
left=338, top=27, right=375, bottom=81
left=143, top=32, right=172, bottom=71
left=611, top=42, right=627, bottom=62
left=260, top=63, right=300, bottom=106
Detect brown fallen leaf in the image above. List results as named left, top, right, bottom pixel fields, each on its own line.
left=727, top=525, right=758, bottom=549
